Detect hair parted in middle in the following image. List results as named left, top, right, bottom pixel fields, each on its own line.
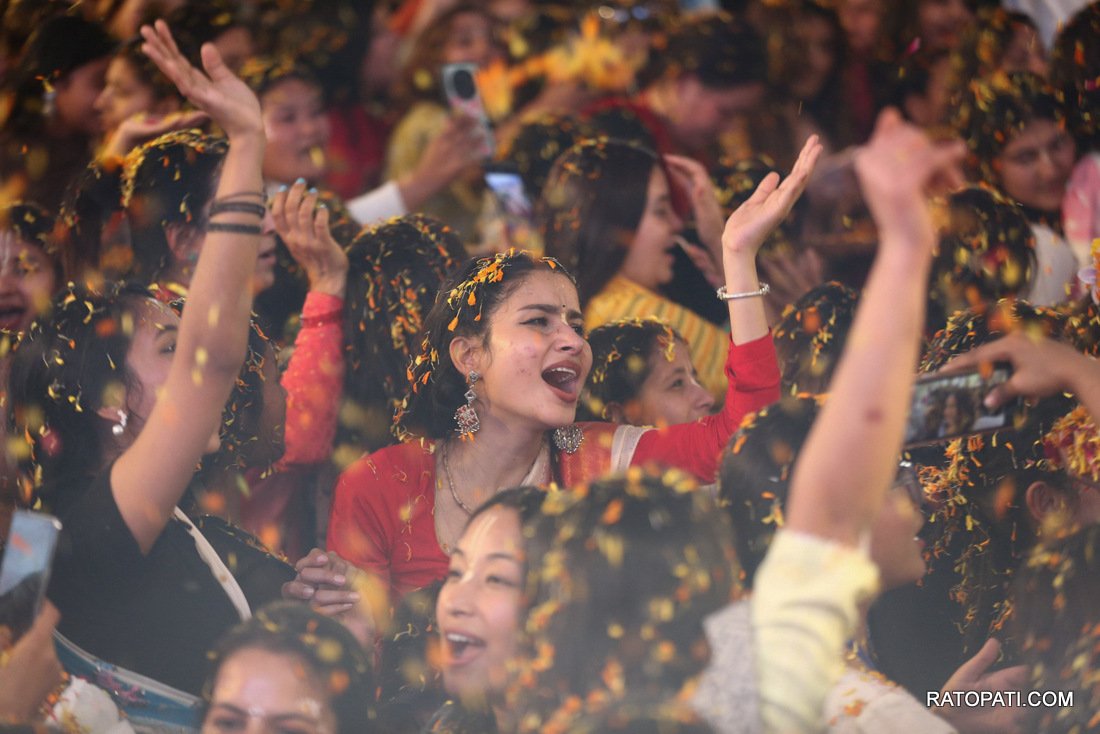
left=394, top=250, right=574, bottom=441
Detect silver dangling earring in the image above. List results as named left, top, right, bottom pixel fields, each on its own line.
left=41, top=86, right=56, bottom=120
left=552, top=425, right=583, bottom=454
left=453, top=371, right=481, bottom=439
left=112, top=410, right=128, bottom=437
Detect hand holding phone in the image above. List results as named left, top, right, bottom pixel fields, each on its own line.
left=441, top=63, right=494, bottom=159
left=0, top=510, right=62, bottom=642
left=904, top=365, right=1026, bottom=447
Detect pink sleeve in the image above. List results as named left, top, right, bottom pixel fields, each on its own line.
left=276, top=292, right=346, bottom=468
left=328, top=456, right=393, bottom=591
left=632, top=332, right=780, bottom=483
left=1064, top=155, right=1100, bottom=248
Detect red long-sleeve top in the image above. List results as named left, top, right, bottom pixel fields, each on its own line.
left=328, top=333, right=779, bottom=600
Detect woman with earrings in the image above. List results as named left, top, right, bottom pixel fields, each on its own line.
left=327, top=136, right=822, bottom=603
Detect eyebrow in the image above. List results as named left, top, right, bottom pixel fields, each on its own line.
left=206, top=703, right=321, bottom=724
left=519, top=303, right=584, bottom=323
left=154, top=324, right=179, bottom=336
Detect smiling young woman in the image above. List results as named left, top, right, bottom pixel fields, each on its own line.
left=327, top=137, right=822, bottom=604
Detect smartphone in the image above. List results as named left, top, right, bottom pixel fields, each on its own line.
left=441, top=62, right=494, bottom=159
left=484, top=168, right=533, bottom=221
left=0, top=510, right=62, bottom=641
left=904, top=364, right=1024, bottom=447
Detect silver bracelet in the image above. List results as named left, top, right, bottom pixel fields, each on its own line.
left=716, top=282, right=771, bottom=300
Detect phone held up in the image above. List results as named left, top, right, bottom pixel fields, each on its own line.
left=441, top=62, right=495, bottom=160
left=904, top=364, right=1026, bottom=448
left=0, top=509, right=62, bottom=641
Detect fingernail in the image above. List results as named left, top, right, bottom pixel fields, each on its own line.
left=333, top=574, right=346, bottom=585
left=318, top=203, right=327, bottom=210
left=349, top=593, right=361, bottom=601
left=277, top=184, right=288, bottom=193
left=295, top=177, right=306, bottom=185
left=303, top=586, right=315, bottom=597
left=308, top=187, right=318, bottom=195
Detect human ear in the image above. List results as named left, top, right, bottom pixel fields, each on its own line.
left=1025, top=480, right=1068, bottom=524
left=164, top=223, right=201, bottom=264
left=449, top=334, right=487, bottom=379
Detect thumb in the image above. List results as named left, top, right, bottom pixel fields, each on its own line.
left=200, top=42, right=229, bottom=79
left=950, top=638, right=1002, bottom=687
left=28, top=601, right=60, bottom=638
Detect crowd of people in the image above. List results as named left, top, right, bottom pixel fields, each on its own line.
left=1, top=0, right=1099, bottom=732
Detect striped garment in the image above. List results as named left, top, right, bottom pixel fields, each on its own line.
left=584, top=275, right=730, bottom=398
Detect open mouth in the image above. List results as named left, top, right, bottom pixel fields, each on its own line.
left=541, top=364, right=581, bottom=402
left=0, top=303, right=28, bottom=332
left=444, top=632, right=486, bottom=666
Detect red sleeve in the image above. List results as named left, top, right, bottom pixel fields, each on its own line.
left=276, top=292, right=345, bottom=468
left=328, top=455, right=394, bottom=592
left=632, top=332, right=780, bottom=483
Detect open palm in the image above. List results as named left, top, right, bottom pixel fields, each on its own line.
left=139, top=20, right=262, bottom=140
left=722, top=135, right=822, bottom=256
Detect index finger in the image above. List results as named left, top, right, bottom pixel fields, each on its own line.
left=937, top=338, right=1015, bottom=375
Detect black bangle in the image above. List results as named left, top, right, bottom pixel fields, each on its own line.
left=209, top=201, right=266, bottom=218
left=206, top=221, right=263, bottom=235
left=216, top=190, right=266, bottom=201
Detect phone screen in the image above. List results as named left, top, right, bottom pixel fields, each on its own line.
left=0, top=510, right=61, bottom=640
left=441, top=62, right=494, bottom=159
left=904, top=365, right=1016, bottom=447
left=485, top=171, right=533, bottom=220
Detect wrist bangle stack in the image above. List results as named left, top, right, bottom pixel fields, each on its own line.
left=716, top=282, right=771, bottom=301
left=206, top=221, right=263, bottom=235
left=209, top=200, right=267, bottom=218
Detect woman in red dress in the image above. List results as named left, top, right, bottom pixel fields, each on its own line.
left=328, top=137, right=822, bottom=602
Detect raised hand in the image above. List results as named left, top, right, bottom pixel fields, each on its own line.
left=854, top=109, right=965, bottom=250
left=271, top=180, right=348, bottom=298
left=722, top=135, right=823, bottom=257
left=665, top=153, right=726, bottom=256
left=139, top=20, right=262, bottom=140
left=935, top=638, right=1027, bottom=734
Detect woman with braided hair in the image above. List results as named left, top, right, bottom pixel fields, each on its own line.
left=328, top=136, right=823, bottom=604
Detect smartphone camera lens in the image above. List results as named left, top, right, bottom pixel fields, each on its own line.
left=452, top=70, right=477, bottom=100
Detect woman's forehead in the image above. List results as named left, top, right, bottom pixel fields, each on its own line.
left=498, top=270, right=580, bottom=311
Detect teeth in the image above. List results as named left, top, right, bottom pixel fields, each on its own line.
left=446, top=633, right=474, bottom=644
left=547, top=367, right=577, bottom=378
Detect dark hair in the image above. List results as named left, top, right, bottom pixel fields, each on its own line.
left=718, top=395, right=820, bottom=586
left=498, top=113, right=595, bottom=204
left=164, top=0, right=249, bottom=66
left=4, top=14, right=115, bottom=134
left=512, top=471, right=735, bottom=732
left=579, top=318, right=684, bottom=422
left=205, top=602, right=374, bottom=734
left=921, top=298, right=1067, bottom=374
left=928, top=186, right=1036, bottom=330
left=240, top=55, right=319, bottom=100
left=341, top=214, right=464, bottom=450
left=395, top=251, right=573, bottom=440
left=537, top=138, right=658, bottom=307
left=122, top=130, right=227, bottom=283
left=1015, top=524, right=1100, bottom=733
left=953, top=72, right=1067, bottom=184
left=6, top=283, right=151, bottom=511
left=772, top=282, right=858, bottom=396
left=393, top=3, right=502, bottom=110
left=638, top=12, right=765, bottom=90
left=949, top=8, right=1040, bottom=104
left=1050, top=1, right=1100, bottom=151
left=923, top=388, right=977, bottom=437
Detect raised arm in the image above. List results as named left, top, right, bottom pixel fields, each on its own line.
left=786, top=110, right=966, bottom=546
left=112, top=21, right=265, bottom=553
left=270, top=181, right=348, bottom=467
left=630, top=140, right=821, bottom=480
